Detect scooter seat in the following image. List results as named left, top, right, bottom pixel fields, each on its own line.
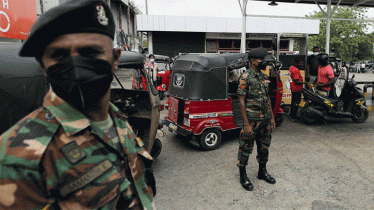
left=330, top=99, right=339, bottom=107
left=316, top=93, right=339, bottom=107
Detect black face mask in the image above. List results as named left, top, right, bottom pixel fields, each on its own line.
left=257, top=60, right=267, bottom=70
left=46, top=56, right=113, bottom=110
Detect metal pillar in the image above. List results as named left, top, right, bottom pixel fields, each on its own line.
left=326, top=0, right=331, bottom=53
left=276, top=33, right=280, bottom=60
left=145, top=0, right=148, bottom=15
left=239, top=0, right=248, bottom=53
left=148, top=32, right=153, bottom=54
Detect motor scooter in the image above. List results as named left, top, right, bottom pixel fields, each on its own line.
left=299, top=69, right=369, bottom=124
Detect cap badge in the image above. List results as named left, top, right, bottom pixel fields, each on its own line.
left=96, top=5, right=108, bottom=26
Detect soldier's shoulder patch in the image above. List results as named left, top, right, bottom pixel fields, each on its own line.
left=60, top=141, right=87, bottom=164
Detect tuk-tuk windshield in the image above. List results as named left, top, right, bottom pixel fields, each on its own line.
left=156, top=61, right=170, bottom=71
left=116, top=51, right=159, bottom=96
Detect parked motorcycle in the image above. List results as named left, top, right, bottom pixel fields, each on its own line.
left=299, top=68, right=369, bottom=124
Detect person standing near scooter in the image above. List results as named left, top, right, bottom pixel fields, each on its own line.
left=316, top=53, right=335, bottom=96
left=289, top=58, right=309, bottom=121
left=237, top=47, right=276, bottom=191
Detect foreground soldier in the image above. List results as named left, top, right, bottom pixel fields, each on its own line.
left=0, top=0, right=155, bottom=209
left=237, top=47, right=276, bottom=191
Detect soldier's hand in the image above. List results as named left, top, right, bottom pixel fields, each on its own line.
left=242, top=125, right=254, bottom=138
left=270, top=118, right=276, bottom=131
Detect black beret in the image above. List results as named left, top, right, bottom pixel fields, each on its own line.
left=19, top=0, right=115, bottom=57
left=248, top=47, right=268, bottom=59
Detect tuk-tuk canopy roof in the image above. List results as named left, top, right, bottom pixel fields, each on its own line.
left=118, top=51, right=145, bottom=68
left=172, top=53, right=248, bottom=72
left=0, top=43, right=43, bottom=80
left=169, top=53, right=248, bottom=101
left=0, top=43, right=48, bottom=134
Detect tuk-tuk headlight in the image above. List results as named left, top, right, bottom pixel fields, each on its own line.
left=183, top=118, right=190, bottom=127
left=162, top=84, right=166, bottom=89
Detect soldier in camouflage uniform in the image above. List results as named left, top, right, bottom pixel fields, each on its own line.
left=0, top=0, right=156, bottom=209
left=237, top=47, right=276, bottom=191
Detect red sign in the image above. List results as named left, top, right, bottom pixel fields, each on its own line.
left=0, top=0, right=37, bottom=40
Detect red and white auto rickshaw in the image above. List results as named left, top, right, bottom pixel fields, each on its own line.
left=161, top=53, right=284, bottom=151
left=133, top=54, right=171, bottom=99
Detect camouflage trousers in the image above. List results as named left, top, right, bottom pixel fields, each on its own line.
left=237, top=119, right=272, bottom=167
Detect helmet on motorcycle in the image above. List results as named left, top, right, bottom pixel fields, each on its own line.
left=318, top=53, right=329, bottom=66
left=264, top=55, right=276, bottom=63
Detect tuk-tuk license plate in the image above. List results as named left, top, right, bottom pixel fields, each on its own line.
left=169, top=123, right=177, bottom=131
left=299, top=100, right=306, bottom=107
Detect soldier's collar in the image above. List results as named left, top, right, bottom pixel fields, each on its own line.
left=43, top=91, right=90, bottom=136
left=44, top=90, right=123, bottom=136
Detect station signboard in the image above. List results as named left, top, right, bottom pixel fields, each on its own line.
left=0, top=0, right=37, bottom=40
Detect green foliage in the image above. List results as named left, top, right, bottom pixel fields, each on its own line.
left=143, top=39, right=148, bottom=48
left=307, top=7, right=374, bottom=61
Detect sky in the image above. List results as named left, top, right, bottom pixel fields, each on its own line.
left=132, top=0, right=374, bottom=30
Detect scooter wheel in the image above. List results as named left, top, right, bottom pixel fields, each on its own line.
left=301, top=108, right=320, bottom=125
left=352, top=107, right=369, bottom=123
left=199, top=129, right=222, bottom=151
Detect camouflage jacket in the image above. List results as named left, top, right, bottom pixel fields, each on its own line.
left=0, top=90, right=155, bottom=210
left=237, top=67, right=272, bottom=121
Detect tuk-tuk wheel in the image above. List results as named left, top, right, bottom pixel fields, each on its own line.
left=150, top=138, right=162, bottom=159
left=199, top=129, right=222, bottom=151
left=275, top=113, right=284, bottom=127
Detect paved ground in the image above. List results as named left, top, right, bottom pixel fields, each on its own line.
left=152, top=72, right=374, bottom=210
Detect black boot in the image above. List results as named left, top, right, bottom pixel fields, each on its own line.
left=258, top=163, right=276, bottom=184
left=239, top=166, right=253, bottom=191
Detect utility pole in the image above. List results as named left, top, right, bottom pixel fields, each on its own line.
left=326, top=0, right=331, bottom=53
left=145, top=0, right=148, bottom=15
left=238, top=0, right=248, bottom=53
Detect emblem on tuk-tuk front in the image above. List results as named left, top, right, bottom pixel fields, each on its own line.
left=174, top=74, right=185, bottom=87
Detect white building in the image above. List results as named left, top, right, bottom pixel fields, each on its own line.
left=137, top=15, right=320, bottom=57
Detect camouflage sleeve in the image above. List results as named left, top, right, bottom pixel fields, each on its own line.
left=0, top=132, right=50, bottom=210
left=237, top=72, right=250, bottom=96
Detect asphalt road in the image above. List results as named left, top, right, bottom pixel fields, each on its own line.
left=152, top=72, right=374, bottom=210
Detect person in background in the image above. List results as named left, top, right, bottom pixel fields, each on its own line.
left=316, top=53, right=335, bottom=97
left=360, top=62, right=366, bottom=73
left=289, top=58, right=308, bottom=122
left=237, top=47, right=276, bottom=191
left=307, top=46, right=320, bottom=84
left=147, top=54, right=158, bottom=86
left=0, top=0, right=156, bottom=209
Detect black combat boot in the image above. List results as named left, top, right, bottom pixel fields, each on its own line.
left=239, top=166, right=253, bottom=191
left=258, top=163, right=276, bottom=184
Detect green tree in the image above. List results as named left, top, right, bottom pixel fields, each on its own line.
left=307, top=7, right=373, bottom=61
